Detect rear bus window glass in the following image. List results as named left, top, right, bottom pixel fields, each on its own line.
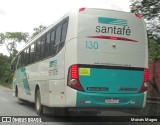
left=45, top=32, right=51, bottom=58
left=61, top=21, right=68, bottom=42
left=35, top=40, right=41, bottom=62
left=30, top=44, right=35, bottom=64
left=50, top=30, right=55, bottom=56
left=40, top=37, right=45, bottom=60
left=55, top=24, right=62, bottom=45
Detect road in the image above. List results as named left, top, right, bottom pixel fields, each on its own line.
left=0, top=85, right=159, bottom=125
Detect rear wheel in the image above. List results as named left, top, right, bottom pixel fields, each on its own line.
left=35, top=89, right=43, bottom=115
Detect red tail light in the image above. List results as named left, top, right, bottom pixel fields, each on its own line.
left=71, top=65, right=78, bottom=79
left=135, top=13, right=142, bottom=19
left=138, top=69, right=149, bottom=93
left=79, top=8, right=85, bottom=12
left=67, top=64, right=84, bottom=91
left=143, top=69, right=149, bottom=82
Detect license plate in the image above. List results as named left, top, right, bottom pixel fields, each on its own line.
left=105, top=99, right=119, bottom=104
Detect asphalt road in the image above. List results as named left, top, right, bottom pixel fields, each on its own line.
left=0, top=85, right=159, bottom=125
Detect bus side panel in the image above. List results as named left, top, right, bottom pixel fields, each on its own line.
left=39, top=48, right=65, bottom=107
left=37, top=79, right=66, bottom=107
left=15, top=47, right=66, bottom=106
left=14, top=68, right=34, bottom=102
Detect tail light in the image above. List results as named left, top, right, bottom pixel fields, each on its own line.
left=67, top=64, right=84, bottom=91
left=138, top=69, right=149, bottom=93
left=79, top=8, right=86, bottom=12
left=135, top=13, right=142, bottom=19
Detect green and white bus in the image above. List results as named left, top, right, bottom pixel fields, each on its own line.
left=11, top=8, right=148, bottom=115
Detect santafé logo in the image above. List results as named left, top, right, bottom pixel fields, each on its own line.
left=98, top=17, right=128, bottom=26
left=96, top=17, right=131, bottom=36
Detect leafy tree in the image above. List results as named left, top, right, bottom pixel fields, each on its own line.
left=0, top=33, right=5, bottom=44
left=0, top=32, right=29, bottom=57
left=148, top=37, right=160, bottom=61
left=0, top=26, right=46, bottom=85
left=130, top=0, right=160, bottom=61
left=130, top=0, right=160, bottom=37
left=0, top=54, right=12, bottom=84
left=0, top=32, right=28, bottom=85
left=31, top=25, right=46, bottom=38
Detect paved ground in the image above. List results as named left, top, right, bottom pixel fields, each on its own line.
left=0, top=85, right=159, bottom=125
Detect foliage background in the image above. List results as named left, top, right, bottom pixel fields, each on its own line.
left=130, top=0, right=160, bottom=61
left=0, top=25, right=46, bottom=86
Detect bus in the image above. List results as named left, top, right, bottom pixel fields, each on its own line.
left=11, top=8, right=148, bottom=115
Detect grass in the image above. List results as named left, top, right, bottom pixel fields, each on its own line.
left=0, top=82, right=12, bottom=89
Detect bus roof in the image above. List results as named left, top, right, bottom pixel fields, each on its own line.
left=18, top=7, right=138, bottom=54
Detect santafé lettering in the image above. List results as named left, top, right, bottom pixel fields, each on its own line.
left=96, top=26, right=131, bottom=36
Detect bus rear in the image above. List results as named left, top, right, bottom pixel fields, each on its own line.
left=66, top=8, right=148, bottom=109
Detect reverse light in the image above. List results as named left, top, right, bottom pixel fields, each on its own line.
left=135, top=13, right=142, bottom=19
left=138, top=69, right=149, bottom=93
left=68, top=79, right=77, bottom=86
left=67, top=64, right=84, bottom=91
left=79, top=8, right=86, bottom=12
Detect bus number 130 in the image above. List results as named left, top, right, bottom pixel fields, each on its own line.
left=86, top=41, right=99, bottom=49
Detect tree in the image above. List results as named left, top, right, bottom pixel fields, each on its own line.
left=0, top=54, right=12, bottom=84
left=130, top=0, right=160, bottom=37
left=130, top=0, right=160, bottom=61
left=0, top=32, right=29, bottom=57
left=0, top=32, right=28, bottom=84
left=31, top=25, right=46, bottom=38
left=148, top=37, right=160, bottom=61
left=0, top=26, right=46, bottom=85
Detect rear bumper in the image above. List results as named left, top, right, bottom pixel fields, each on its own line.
left=76, top=91, right=146, bottom=108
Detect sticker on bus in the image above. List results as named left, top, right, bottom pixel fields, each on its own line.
left=79, top=68, right=90, bottom=76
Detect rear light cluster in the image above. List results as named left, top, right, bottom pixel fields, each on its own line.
left=143, top=68, right=149, bottom=82
left=135, top=13, right=142, bottom=19
left=79, top=8, right=85, bottom=12
left=138, top=68, right=149, bottom=93
left=67, top=64, right=84, bottom=91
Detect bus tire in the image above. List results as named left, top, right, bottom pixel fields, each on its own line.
left=15, top=86, right=18, bottom=97
left=35, top=89, right=43, bottom=115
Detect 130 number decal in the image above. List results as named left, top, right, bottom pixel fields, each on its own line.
left=86, top=41, right=99, bottom=49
